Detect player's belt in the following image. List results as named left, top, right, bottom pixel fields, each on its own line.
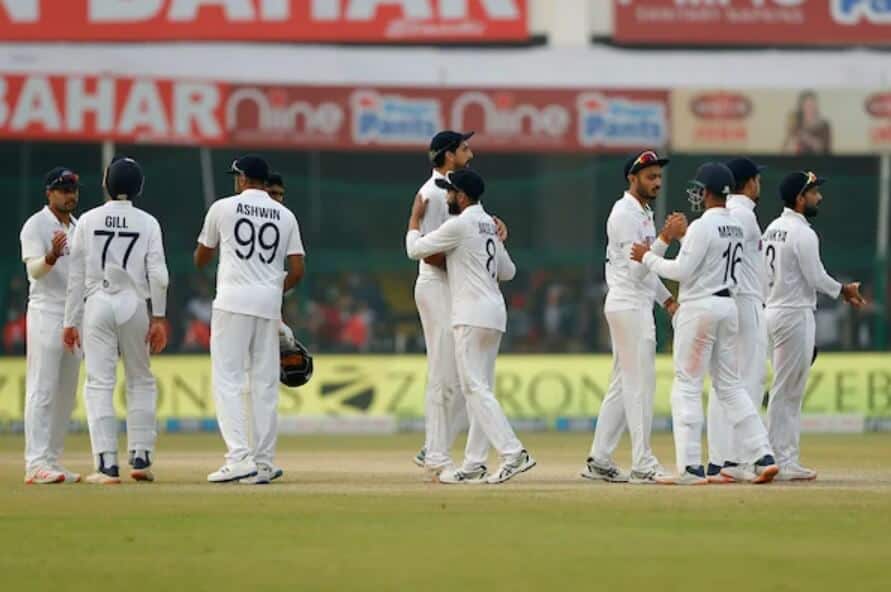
left=713, top=288, right=731, bottom=298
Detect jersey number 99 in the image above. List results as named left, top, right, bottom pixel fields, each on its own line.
left=234, top=217, right=279, bottom=263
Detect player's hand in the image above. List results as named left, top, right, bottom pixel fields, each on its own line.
left=47, top=231, right=67, bottom=264
left=493, top=216, right=508, bottom=243
left=630, top=242, right=650, bottom=263
left=664, top=298, right=679, bottom=317
left=841, top=282, right=866, bottom=309
left=660, top=212, right=688, bottom=242
left=409, top=193, right=426, bottom=230
left=62, top=326, right=80, bottom=352
left=146, top=317, right=168, bottom=354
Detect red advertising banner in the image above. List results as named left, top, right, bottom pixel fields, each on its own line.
left=0, top=72, right=671, bottom=153
left=614, top=0, right=891, bottom=46
left=0, top=0, right=528, bottom=42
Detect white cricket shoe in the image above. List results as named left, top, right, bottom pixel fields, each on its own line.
left=580, top=457, right=629, bottom=483
left=487, top=450, right=536, bottom=485
left=52, top=465, right=82, bottom=484
left=437, top=465, right=488, bottom=485
left=208, top=459, right=258, bottom=483
left=85, top=466, right=122, bottom=485
left=24, top=466, right=65, bottom=485
left=775, top=463, right=817, bottom=482
left=240, top=464, right=275, bottom=485
left=656, top=466, right=708, bottom=486
left=629, top=465, right=672, bottom=485
left=719, top=464, right=757, bottom=483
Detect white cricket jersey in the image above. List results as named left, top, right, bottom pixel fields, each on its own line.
left=643, top=207, right=744, bottom=304
left=64, top=200, right=168, bottom=327
left=406, top=203, right=516, bottom=332
left=20, top=207, right=77, bottom=315
left=726, top=195, right=766, bottom=300
left=416, top=169, right=451, bottom=281
left=762, top=208, right=842, bottom=310
left=604, top=192, right=672, bottom=313
left=198, top=188, right=304, bottom=321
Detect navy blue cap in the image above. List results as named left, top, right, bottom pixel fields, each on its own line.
left=779, top=171, right=826, bottom=203
left=45, top=167, right=80, bottom=190
left=624, top=150, right=670, bottom=178
left=266, top=172, right=284, bottom=187
left=435, top=168, right=485, bottom=200
left=725, top=157, right=766, bottom=188
left=692, top=162, right=735, bottom=196
left=429, top=130, right=474, bottom=163
left=227, top=154, right=270, bottom=181
left=104, top=157, right=144, bottom=199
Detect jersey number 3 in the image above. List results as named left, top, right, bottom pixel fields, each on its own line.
left=234, top=218, right=280, bottom=263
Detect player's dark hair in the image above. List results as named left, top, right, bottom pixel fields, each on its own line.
left=432, top=150, right=448, bottom=168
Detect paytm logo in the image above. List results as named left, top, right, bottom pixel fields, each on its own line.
left=832, top=0, right=891, bottom=24
left=351, top=90, right=442, bottom=145
left=576, top=92, right=668, bottom=148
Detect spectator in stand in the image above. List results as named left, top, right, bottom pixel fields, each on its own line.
left=4, top=305, right=27, bottom=354
left=181, top=276, right=213, bottom=351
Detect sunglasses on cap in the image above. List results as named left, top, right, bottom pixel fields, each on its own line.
left=47, top=172, right=79, bottom=190
left=633, top=151, right=659, bottom=169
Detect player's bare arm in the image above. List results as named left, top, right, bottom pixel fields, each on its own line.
left=493, top=216, right=508, bottom=242
left=46, top=231, right=67, bottom=266
left=284, top=254, right=305, bottom=292
left=841, top=282, right=866, bottom=308
left=146, top=318, right=168, bottom=354
left=194, top=243, right=216, bottom=268
left=659, top=212, right=687, bottom=243
left=630, top=242, right=650, bottom=262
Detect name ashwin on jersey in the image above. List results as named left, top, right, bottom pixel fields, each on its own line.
left=236, top=203, right=281, bottom=221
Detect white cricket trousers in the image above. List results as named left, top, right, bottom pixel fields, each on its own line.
left=765, top=307, right=816, bottom=467
left=25, top=308, right=80, bottom=471
left=669, top=297, right=772, bottom=472
left=589, top=308, right=660, bottom=472
left=452, top=325, right=522, bottom=459
left=211, top=309, right=279, bottom=467
left=415, top=277, right=483, bottom=467
left=82, top=292, right=157, bottom=460
left=707, top=295, right=768, bottom=465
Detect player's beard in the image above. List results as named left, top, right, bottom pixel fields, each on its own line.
left=804, top=204, right=819, bottom=218
left=447, top=201, right=461, bottom=215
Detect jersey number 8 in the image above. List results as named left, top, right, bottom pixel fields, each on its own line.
left=234, top=217, right=280, bottom=263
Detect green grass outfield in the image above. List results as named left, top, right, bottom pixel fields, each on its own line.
left=1, top=432, right=890, bottom=592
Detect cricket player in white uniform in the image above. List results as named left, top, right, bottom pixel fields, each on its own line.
left=406, top=169, right=535, bottom=485
left=20, top=167, right=82, bottom=484
left=410, top=130, right=504, bottom=474
left=63, top=157, right=169, bottom=484
left=631, top=163, right=779, bottom=485
left=763, top=171, right=865, bottom=481
left=581, top=150, right=682, bottom=485
left=196, top=155, right=305, bottom=484
left=705, top=157, right=771, bottom=483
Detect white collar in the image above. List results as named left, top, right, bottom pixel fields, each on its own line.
left=622, top=191, right=651, bottom=215
left=240, top=188, right=270, bottom=198
left=782, top=207, right=808, bottom=223
left=727, top=194, right=757, bottom=211
left=42, top=206, right=75, bottom=227
left=105, top=199, right=132, bottom=206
